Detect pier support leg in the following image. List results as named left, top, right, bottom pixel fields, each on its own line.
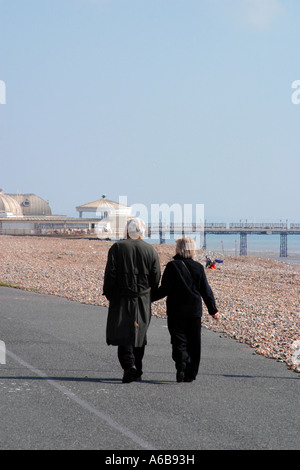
left=159, top=222, right=165, bottom=244
left=181, top=223, right=185, bottom=237
left=240, top=232, right=247, bottom=256
left=280, top=232, right=287, bottom=257
left=202, top=232, right=207, bottom=250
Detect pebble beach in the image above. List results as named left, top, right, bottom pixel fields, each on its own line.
left=0, top=235, right=299, bottom=373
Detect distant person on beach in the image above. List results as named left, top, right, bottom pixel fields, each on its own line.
left=152, top=236, right=220, bottom=382
left=103, top=218, right=161, bottom=383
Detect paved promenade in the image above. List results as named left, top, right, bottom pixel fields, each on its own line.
left=0, top=286, right=299, bottom=450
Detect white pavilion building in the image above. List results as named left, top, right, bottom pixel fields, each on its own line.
left=75, top=195, right=132, bottom=239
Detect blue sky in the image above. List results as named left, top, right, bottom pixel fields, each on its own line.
left=0, top=0, right=299, bottom=221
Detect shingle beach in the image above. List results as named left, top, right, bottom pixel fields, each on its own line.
left=0, top=235, right=299, bottom=373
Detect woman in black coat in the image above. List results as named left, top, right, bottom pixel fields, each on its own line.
left=153, top=236, right=220, bottom=382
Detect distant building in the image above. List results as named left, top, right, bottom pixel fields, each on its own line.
left=7, top=193, right=52, bottom=217
left=0, top=190, right=23, bottom=217
left=76, top=194, right=131, bottom=219
left=76, top=195, right=132, bottom=239
left=0, top=191, right=132, bottom=239
left=0, top=189, right=52, bottom=217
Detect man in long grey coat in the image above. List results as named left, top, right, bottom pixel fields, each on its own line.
left=103, top=218, right=161, bottom=383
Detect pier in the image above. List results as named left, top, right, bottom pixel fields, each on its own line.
left=1, top=216, right=299, bottom=257
left=146, top=222, right=300, bottom=257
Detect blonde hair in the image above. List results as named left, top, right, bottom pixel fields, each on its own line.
left=176, top=236, right=197, bottom=258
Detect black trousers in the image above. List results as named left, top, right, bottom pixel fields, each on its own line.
left=167, top=315, right=202, bottom=379
left=117, top=345, right=145, bottom=375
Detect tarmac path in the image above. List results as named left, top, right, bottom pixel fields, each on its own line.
left=0, top=286, right=299, bottom=451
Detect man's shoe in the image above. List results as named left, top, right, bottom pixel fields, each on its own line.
left=184, top=370, right=195, bottom=382
left=176, top=370, right=185, bottom=383
left=122, top=366, right=138, bottom=383
left=134, top=370, right=143, bottom=382
left=184, top=375, right=195, bottom=382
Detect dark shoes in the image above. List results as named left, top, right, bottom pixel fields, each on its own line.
left=122, top=366, right=137, bottom=383
left=176, top=371, right=195, bottom=382
left=122, top=366, right=143, bottom=383
left=176, top=370, right=185, bottom=382
left=184, top=371, right=195, bottom=382
left=122, top=365, right=195, bottom=383
left=176, top=364, right=196, bottom=383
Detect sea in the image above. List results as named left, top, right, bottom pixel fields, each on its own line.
left=144, top=233, right=300, bottom=265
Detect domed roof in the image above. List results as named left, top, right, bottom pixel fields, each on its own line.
left=76, top=195, right=131, bottom=216
left=78, top=199, right=126, bottom=210
left=7, top=193, right=52, bottom=216
left=0, top=190, right=23, bottom=216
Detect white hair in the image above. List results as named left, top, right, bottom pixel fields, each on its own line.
left=124, top=217, right=146, bottom=239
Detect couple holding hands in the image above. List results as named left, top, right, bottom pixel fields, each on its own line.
left=103, top=218, right=220, bottom=383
